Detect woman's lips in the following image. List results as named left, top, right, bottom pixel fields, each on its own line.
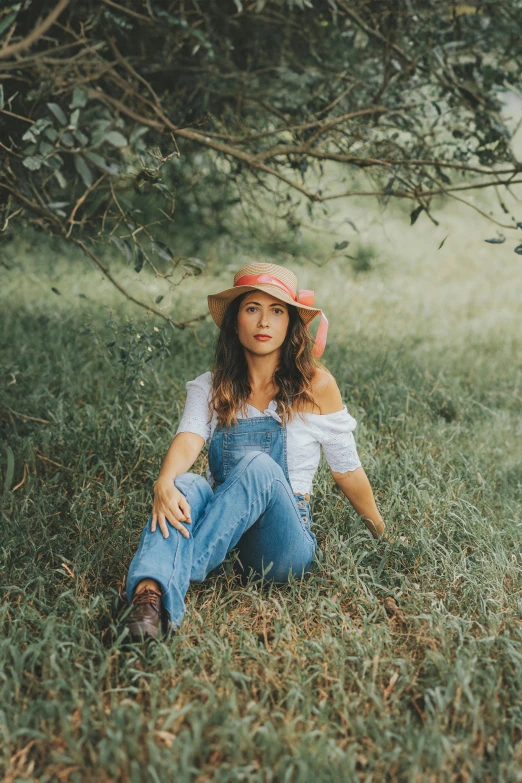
left=254, top=335, right=272, bottom=341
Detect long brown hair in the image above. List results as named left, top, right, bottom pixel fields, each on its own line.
left=211, top=292, right=322, bottom=428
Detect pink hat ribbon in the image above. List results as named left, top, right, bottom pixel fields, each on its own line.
left=234, top=273, right=328, bottom=357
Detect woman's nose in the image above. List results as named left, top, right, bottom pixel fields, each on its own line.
left=257, top=312, right=269, bottom=327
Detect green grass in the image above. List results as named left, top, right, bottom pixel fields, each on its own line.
left=1, top=202, right=522, bottom=782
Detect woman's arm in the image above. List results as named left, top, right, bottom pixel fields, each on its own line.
left=153, top=431, right=205, bottom=540
left=312, top=369, right=386, bottom=538
left=331, top=467, right=386, bottom=538
left=156, top=431, right=205, bottom=483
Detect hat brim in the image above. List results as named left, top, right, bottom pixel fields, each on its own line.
left=207, top=284, right=321, bottom=328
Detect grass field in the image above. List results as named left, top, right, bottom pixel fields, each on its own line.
left=1, top=193, right=522, bottom=782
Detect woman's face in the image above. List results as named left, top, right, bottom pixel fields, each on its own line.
left=236, top=290, right=290, bottom=356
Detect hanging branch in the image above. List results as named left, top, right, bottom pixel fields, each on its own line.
left=1, top=0, right=521, bottom=319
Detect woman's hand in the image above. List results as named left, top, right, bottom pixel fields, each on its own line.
left=152, top=476, right=192, bottom=539
left=361, top=515, right=386, bottom=539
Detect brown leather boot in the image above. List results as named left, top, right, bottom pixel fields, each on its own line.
left=127, top=587, right=162, bottom=640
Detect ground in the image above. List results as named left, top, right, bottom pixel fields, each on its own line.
left=1, top=192, right=522, bottom=781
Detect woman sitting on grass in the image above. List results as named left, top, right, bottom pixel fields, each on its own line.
left=125, top=262, right=386, bottom=640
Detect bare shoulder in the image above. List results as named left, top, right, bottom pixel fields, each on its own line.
left=310, top=368, right=344, bottom=414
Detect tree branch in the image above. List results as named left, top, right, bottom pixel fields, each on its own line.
left=336, top=1, right=415, bottom=67
left=0, top=0, right=70, bottom=60
left=73, top=240, right=209, bottom=330
left=99, top=0, right=153, bottom=24
left=91, top=90, right=322, bottom=201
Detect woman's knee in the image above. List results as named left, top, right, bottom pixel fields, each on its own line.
left=174, top=472, right=212, bottom=502
left=272, top=555, right=315, bottom=582
left=236, top=451, right=285, bottom=479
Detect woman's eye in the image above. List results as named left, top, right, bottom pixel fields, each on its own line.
left=245, top=306, right=284, bottom=314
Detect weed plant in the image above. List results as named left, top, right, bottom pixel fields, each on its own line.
left=1, top=233, right=522, bottom=782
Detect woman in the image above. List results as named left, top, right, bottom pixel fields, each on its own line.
left=125, top=263, right=385, bottom=640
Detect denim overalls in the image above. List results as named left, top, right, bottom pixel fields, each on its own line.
left=126, top=407, right=317, bottom=629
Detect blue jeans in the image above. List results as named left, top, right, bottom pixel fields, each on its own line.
left=126, top=451, right=317, bottom=629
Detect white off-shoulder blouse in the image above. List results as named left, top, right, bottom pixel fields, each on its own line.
left=175, top=371, right=362, bottom=495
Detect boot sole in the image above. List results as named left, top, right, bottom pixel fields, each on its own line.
left=128, top=620, right=159, bottom=641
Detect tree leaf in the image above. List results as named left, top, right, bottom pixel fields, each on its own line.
left=153, top=182, right=173, bottom=195
left=53, top=170, right=67, bottom=188
left=85, top=150, right=108, bottom=167
left=33, top=118, right=52, bottom=133
left=73, top=129, right=89, bottom=146
left=74, top=155, right=94, bottom=187
left=155, top=294, right=164, bottom=304
left=410, top=205, right=424, bottom=225
left=47, top=102, right=68, bottom=125
left=438, top=234, right=449, bottom=250
left=22, top=128, right=37, bottom=143
left=70, top=108, right=80, bottom=128
left=514, top=245, right=522, bottom=255
left=39, top=141, right=56, bottom=157
left=23, top=156, right=43, bottom=170
left=104, top=131, right=128, bottom=148
left=0, top=10, right=19, bottom=39
left=152, top=241, right=173, bottom=262
left=51, top=287, right=62, bottom=295
left=84, top=151, right=119, bottom=174
left=484, top=236, right=505, bottom=244
left=183, top=257, right=205, bottom=275
left=69, top=87, right=88, bottom=109
left=43, top=152, right=64, bottom=170
left=61, top=131, right=75, bottom=148
left=129, top=125, right=150, bottom=145
left=109, top=235, right=133, bottom=262
left=47, top=202, right=69, bottom=216
left=334, top=240, right=349, bottom=250
left=134, top=248, right=144, bottom=272
left=44, top=127, right=59, bottom=143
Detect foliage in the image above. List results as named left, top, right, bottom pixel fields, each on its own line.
left=84, top=313, right=172, bottom=402
left=1, top=0, right=522, bottom=320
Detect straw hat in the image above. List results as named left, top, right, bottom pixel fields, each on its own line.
left=207, top=262, right=321, bottom=327
left=207, top=262, right=328, bottom=356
